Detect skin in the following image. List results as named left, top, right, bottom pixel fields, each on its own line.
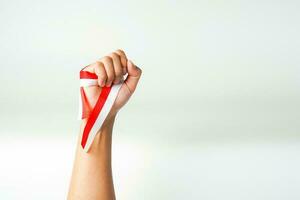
left=67, top=49, right=142, bottom=200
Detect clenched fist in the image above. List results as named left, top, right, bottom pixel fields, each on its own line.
left=68, top=50, right=142, bottom=199
left=81, top=49, right=142, bottom=118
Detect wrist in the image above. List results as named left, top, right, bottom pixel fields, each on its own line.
left=80, top=112, right=116, bottom=130
left=79, top=114, right=115, bottom=152
left=102, top=113, right=116, bottom=130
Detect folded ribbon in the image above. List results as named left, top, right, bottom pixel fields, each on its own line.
left=78, top=69, right=122, bottom=152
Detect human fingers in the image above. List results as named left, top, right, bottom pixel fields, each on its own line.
left=94, top=61, right=107, bottom=87
left=109, top=52, right=123, bottom=84
left=124, top=59, right=142, bottom=93
left=99, top=56, right=115, bottom=87
left=115, top=49, right=128, bottom=74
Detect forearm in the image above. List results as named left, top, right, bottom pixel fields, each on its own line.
left=68, top=115, right=116, bottom=200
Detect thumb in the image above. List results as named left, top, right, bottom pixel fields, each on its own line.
left=124, top=60, right=142, bottom=93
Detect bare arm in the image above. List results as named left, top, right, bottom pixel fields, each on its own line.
left=67, top=50, right=142, bottom=200
left=68, top=117, right=116, bottom=200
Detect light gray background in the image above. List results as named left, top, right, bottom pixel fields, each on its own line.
left=0, top=0, right=299, bottom=199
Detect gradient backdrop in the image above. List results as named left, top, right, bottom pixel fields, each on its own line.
left=0, top=0, right=299, bottom=199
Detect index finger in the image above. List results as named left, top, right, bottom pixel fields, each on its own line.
left=115, top=49, right=128, bottom=74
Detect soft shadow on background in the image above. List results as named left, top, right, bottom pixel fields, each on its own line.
left=0, top=0, right=299, bottom=199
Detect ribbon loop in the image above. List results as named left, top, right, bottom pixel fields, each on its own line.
left=78, top=69, right=122, bottom=152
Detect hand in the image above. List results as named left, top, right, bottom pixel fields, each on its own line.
left=81, top=49, right=142, bottom=119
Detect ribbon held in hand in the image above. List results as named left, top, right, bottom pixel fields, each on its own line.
left=78, top=69, right=122, bottom=152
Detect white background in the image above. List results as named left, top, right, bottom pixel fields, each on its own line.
left=0, top=0, right=299, bottom=199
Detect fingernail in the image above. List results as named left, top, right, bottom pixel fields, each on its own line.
left=99, top=80, right=104, bottom=87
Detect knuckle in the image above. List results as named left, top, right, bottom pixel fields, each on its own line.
left=102, top=56, right=112, bottom=63
left=116, top=49, right=125, bottom=54
left=94, top=62, right=104, bottom=74
left=110, top=52, right=120, bottom=59
left=95, top=61, right=103, bottom=67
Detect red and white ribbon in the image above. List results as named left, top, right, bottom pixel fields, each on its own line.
left=78, top=69, right=122, bottom=152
